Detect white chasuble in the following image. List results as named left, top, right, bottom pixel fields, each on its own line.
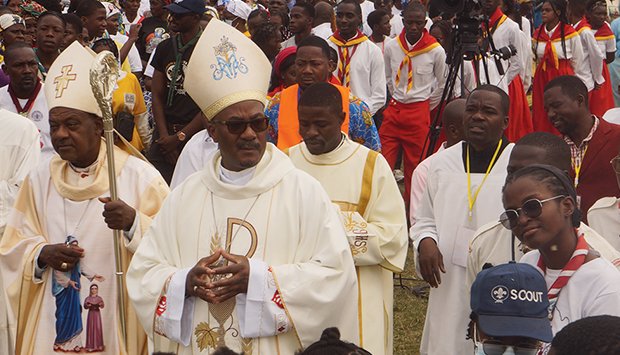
left=411, top=142, right=513, bottom=355
left=288, top=137, right=407, bottom=355
left=0, top=142, right=169, bottom=355
left=127, top=143, right=359, bottom=355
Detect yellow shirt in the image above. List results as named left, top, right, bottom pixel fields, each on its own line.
left=112, top=72, right=147, bottom=151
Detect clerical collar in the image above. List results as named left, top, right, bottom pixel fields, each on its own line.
left=68, top=159, right=99, bottom=180
left=219, top=164, right=257, bottom=186
left=461, top=137, right=509, bottom=173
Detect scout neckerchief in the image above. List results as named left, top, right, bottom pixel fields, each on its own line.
left=537, top=231, right=588, bottom=320
left=481, top=7, right=507, bottom=51
left=594, top=22, right=614, bottom=41
left=395, top=29, right=440, bottom=92
left=329, top=30, right=368, bottom=87
left=466, top=139, right=503, bottom=219
left=8, top=80, right=41, bottom=116
left=167, top=29, right=202, bottom=107
left=532, top=23, right=578, bottom=71
left=573, top=17, right=592, bottom=34
left=34, top=48, right=56, bottom=80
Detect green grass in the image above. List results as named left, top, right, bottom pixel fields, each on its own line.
left=393, top=247, right=428, bottom=355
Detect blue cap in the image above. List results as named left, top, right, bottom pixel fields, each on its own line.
left=470, top=262, right=553, bottom=343
left=165, top=0, right=206, bottom=14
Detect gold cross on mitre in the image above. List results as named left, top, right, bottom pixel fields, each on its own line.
left=53, top=65, right=77, bottom=98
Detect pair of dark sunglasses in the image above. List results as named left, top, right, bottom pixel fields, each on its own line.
left=478, top=343, right=539, bottom=355
left=212, top=117, right=269, bottom=135
left=499, top=195, right=566, bottom=229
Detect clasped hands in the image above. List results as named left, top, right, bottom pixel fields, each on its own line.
left=185, top=249, right=250, bottom=304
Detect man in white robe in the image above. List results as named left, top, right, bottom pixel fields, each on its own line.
left=411, top=85, right=514, bottom=355
left=287, top=82, right=407, bottom=355
left=466, top=132, right=620, bottom=294
left=126, top=20, right=359, bottom=355
left=0, top=42, right=169, bottom=355
left=170, top=112, right=218, bottom=189
left=0, top=109, right=40, bottom=355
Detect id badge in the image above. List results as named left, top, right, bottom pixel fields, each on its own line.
left=452, top=225, right=476, bottom=268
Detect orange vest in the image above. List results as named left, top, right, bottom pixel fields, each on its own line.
left=277, top=84, right=350, bottom=150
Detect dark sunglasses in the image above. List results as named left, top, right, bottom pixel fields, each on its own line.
left=499, top=195, right=566, bottom=230
left=212, top=117, right=269, bottom=135
left=479, top=343, right=539, bottom=355
left=611, top=156, right=620, bottom=174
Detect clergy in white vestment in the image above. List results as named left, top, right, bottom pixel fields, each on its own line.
left=411, top=85, right=514, bottom=355
left=287, top=82, right=407, bottom=355
left=466, top=132, right=620, bottom=294
left=329, top=0, right=387, bottom=115
left=0, top=109, right=40, bottom=355
left=0, top=42, right=169, bottom=355
left=409, top=98, right=465, bottom=228
left=0, top=43, right=54, bottom=160
left=126, top=20, right=359, bottom=355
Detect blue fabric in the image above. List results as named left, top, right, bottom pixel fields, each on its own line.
left=265, top=91, right=382, bottom=152
left=53, top=266, right=83, bottom=345
left=611, top=18, right=620, bottom=58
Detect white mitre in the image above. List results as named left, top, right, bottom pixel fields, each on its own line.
left=184, top=19, right=271, bottom=120
left=44, top=42, right=102, bottom=117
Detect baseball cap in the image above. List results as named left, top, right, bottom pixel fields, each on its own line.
left=470, top=262, right=553, bottom=343
left=165, top=0, right=206, bottom=15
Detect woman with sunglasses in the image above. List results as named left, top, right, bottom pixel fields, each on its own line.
left=501, top=164, right=620, bottom=346
left=587, top=151, right=620, bottom=250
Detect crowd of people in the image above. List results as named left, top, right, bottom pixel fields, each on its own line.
left=1, top=0, right=620, bottom=353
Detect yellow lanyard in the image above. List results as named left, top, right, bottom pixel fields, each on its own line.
left=467, top=139, right=503, bottom=218
left=573, top=145, right=588, bottom=188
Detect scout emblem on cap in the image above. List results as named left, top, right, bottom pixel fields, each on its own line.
left=212, top=36, right=248, bottom=81
left=491, top=285, right=509, bottom=304
left=53, top=65, right=77, bottom=98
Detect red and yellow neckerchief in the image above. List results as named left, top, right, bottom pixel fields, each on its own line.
left=484, top=7, right=508, bottom=34
left=533, top=23, right=578, bottom=71
left=574, top=17, right=592, bottom=34
left=329, top=30, right=368, bottom=87
left=395, top=30, right=440, bottom=92
left=595, top=22, right=615, bottom=41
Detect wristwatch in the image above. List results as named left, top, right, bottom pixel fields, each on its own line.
left=176, top=131, right=187, bottom=142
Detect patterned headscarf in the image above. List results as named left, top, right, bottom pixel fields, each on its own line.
left=19, top=0, right=46, bottom=19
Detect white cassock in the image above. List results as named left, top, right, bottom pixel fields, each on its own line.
left=288, top=136, right=408, bottom=355
left=0, top=84, right=54, bottom=160
left=466, top=221, right=620, bottom=294
left=328, top=39, right=387, bottom=115
left=0, top=143, right=169, bottom=355
left=127, top=143, right=359, bottom=355
left=170, top=129, right=218, bottom=190
left=313, top=23, right=333, bottom=41
left=0, top=109, right=40, bottom=355
left=411, top=142, right=513, bottom=355
left=588, top=197, right=620, bottom=250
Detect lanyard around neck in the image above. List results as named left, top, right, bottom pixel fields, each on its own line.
left=572, top=144, right=588, bottom=188
left=466, top=139, right=503, bottom=218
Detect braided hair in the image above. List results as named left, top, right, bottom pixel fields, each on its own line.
left=550, top=316, right=620, bottom=355
left=534, top=0, right=569, bottom=61
left=296, top=328, right=372, bottom=355
left=503, top=164, right=582, bottom=227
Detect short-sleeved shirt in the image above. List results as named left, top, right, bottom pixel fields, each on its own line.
left=137, top=16, right=169, bottom=62
left=151, top=37, right=201, bottom=125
